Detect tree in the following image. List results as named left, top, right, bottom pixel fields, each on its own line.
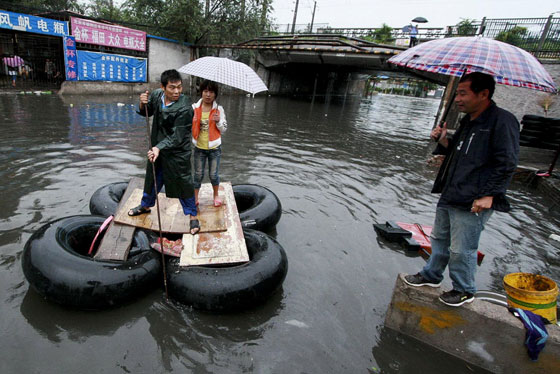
left=368, top=23, right=394, bottom=44
left=88, top=0, right=123, bottom=20
left=0, top=0, right=274, bottom=46
left=495, top=26, right=528, bottom=47
left=120, top=0, right=272, bottom=45
left=456, top=19, right=477, bottom=36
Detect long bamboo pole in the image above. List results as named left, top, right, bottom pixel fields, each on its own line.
left=144, top=104, right=169, bottom=300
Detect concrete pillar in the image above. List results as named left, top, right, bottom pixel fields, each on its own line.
left=385, top=274, right=560, bottom=374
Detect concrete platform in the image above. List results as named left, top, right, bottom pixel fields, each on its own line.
left=385, top=274, right=560, bottom=374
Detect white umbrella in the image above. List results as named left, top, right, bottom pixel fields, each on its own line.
left=178, top=56, right=268, bottom=95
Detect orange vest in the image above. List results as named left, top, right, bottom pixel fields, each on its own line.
left=192, top=104, right=222, bottom=148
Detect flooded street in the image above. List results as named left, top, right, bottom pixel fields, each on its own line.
left=1, top=92, right=559, bottom=373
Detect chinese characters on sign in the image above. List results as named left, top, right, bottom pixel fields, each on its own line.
left=77, top=50, right=146, bottom=82
left=0, top=10, right=68, bottom=36
left=71, top=17, right=146, bottom=51
left=63, top=36, right=78, bottom=81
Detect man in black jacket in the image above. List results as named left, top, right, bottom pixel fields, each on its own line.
left=404, top=72, right=520, bottom=306
left=128, top=69, right=200, bottom=235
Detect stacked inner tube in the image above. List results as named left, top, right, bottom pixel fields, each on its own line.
left=231, top=184, right=282, bottom=231
left=88, top=182, right=282, bottom=232
left=166, top=229, right=288, bottom=311
left=89, top=181, right=128, bottom=217
left=87, top=181, right=286, bottom=311
left=22, top=215, right=162, bottom=310
left=520, top=115, right=560, bottom=150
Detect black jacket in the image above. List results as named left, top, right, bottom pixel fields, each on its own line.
left=433, top=101, right=519, bottom=212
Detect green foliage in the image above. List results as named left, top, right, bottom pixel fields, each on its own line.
left=0, top=0, right=274, bottom=45
left=367, top=23, right=394, bottom=44
left=495, top=26, right=528, bottom=46
left=119, top=0, right=273, bottom=44
left=87, top=0, right=123, bottom=20
left=456, top=19, right=477, bottom=36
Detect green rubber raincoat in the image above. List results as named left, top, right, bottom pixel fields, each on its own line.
left=139, top=89, right=195, bottom=199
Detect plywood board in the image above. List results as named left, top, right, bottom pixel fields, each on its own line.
left=94, top=177, right=143, bottom=261
left=180, top=182, right=249, bottom=266
left=113, top=183, right=226, bottom=233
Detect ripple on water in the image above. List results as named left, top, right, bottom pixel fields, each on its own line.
left=1, top=94, right=559, bottom=374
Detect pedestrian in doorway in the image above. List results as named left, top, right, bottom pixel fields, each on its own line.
left=8, top=67, right=16, bottom=87
left=128, top=69, right=200, bottom=235
left=191, top=80, right=227, bottom=207
left=45, top=59, right=55, bottom=82
left=404, top=72, right=520, bottom=307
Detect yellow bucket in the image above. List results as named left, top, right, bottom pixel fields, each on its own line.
left=503, top=272, right=558, bottom=323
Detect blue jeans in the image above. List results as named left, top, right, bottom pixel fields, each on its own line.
left=420, top=206, right=493, bottom=294
left=193, top=146, right=221, bottom=189
left=141, top=165, right=197, bottom=216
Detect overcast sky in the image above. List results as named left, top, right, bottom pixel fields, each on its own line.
left=271, top=0, right=560, bottom=29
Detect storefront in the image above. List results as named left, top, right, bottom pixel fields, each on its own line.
left=0, top=9, right=149, bottom=89
left=0, top=10, right=68, bottom=88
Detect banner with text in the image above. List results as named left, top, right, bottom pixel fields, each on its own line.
left=77, top=50, right=146, bottom=82
left=0, top=10, right=68, bottom=37
left=63, top=36, right=78, bottom=81
left=71, top=17, right=146, bottom=51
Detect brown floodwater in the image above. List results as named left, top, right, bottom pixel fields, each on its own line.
left=1, top=92, right=559, bottom=373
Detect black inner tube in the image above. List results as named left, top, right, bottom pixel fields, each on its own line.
left=56, top=218, right=146, bottom=259
left=61, top=223, right=100, bottom=257
left=233, top=193, right=259, bottom=214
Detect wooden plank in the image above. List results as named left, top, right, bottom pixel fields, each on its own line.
left=180, top=182, right=249, bottom=266
left=94, top=177, right=143, bottom=261
left=113, top=183, right=227, bottom=233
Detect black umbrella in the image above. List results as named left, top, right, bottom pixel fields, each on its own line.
left=412, top=16, right=428, bottom=23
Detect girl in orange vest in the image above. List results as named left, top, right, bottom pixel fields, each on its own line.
left=192, top=80, right=228, bottom=206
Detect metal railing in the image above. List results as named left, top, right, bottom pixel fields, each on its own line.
left=479, top=16, right=560, bottom=59
left=271, top=16, right=560, bottom=59
left=315, top=27, right=445, bottom=41
left=269, top=23, right=329, bottom=34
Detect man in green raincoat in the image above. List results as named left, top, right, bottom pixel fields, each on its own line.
left=129, top=69, right=200, bottom=234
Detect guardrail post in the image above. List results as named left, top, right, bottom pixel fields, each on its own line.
left=536, top=14, right=554, bottom=58
left=478, top=17, right=486, bottom=35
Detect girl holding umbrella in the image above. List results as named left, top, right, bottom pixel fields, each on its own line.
left=191, top=80, right=228, bottom=207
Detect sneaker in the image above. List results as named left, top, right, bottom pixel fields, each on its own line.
left=439, top=289, right=475, bottom=307
left=403, top=273, right=442, bottom=288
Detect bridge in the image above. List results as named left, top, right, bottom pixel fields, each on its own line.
left=194, top=15, right=559, bottom=96
left=198, top=34, right=414, bottom=96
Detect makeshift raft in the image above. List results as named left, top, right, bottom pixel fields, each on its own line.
left=374, top=221, right=485, bottom=266
left=97, top=177, right=249, bottom=266
left=22, top=177, right=288, bottom=311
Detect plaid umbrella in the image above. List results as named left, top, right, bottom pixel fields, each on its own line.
left=178, top=56, right=268, bottom=95
left=388, top=36, right=557, bottom=93
left=3, top=55, right=25, bottom=68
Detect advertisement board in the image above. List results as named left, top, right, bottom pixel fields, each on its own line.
left=63, top=36, right=78, bottom=81
left=71, top=17, right=146, bottom=51
left=77, top=50, right=146, bottom=82
left=0, top=10, right=68, bottom=37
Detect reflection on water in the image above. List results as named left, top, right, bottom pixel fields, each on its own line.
left=1, top=93, right=559, bottom=373
left=371, top=326, right=493, bottom=373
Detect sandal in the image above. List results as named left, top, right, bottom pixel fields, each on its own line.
left=189, top=219, right=200, bottom=235
left=128, top=205, right=151, bottom=216
left=213, top=198, right=222, bottom=207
